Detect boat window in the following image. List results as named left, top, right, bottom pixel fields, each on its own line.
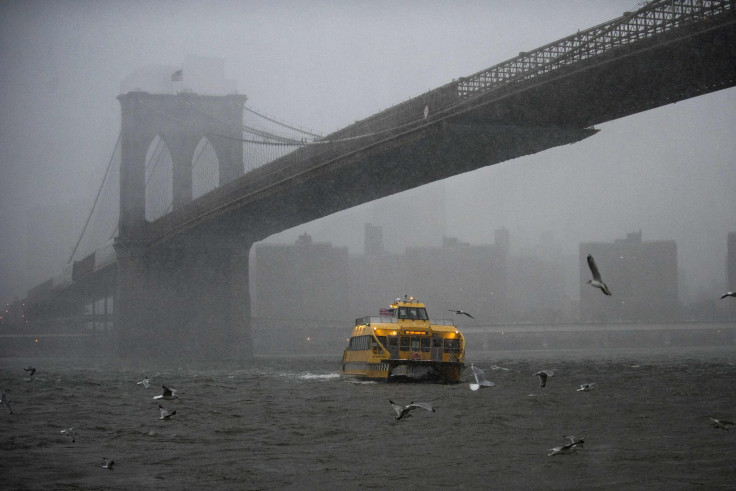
left=420, top=337, right=430, bottom=352
left=349, top=335, right=372, bottom=351
left=432, top=336, right=443, bottom=348
left=410, top=336, right=421, bottom=351
left=399, top=336, right=410, bottom=351
left=444, top=338, right=461, bottom=353
left=373, top=336, right=387, bottom=350
left=388, top=336, right=398, bottom=347
left=398, top=308, right=408, bottom=319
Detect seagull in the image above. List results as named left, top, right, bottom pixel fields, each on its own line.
left=24, top=366, right=36, bottom=377
left=586, top=254, right=612, bottom=296
left=1, top=389, right=11, bottom=414
left=563, top=435, right=584, bottom=445
left=720, top=291, right=736, bottom=299
left=547, top=436, right=584, bottom=456
left=533, top=370, right=555, bottom=388
left=61, top=427, right=76, bottom=442
left=469, top=364, right=495, bottom=391
left=137, top=377, right=151, bottom=389
left=490, top=365, right=511, bottom=371
left=102, top=457, right=115, bottom=469
left=577, top=383, right=595, bottom=392
left=449, top=309, right=475, bottom=319
left=153, top=385, right=179, bottom=400
left=710, top=417, right=735, bottom=431
left=389, top=400, right=435, bottom=421
left=158, top=405, right=176, bottom=420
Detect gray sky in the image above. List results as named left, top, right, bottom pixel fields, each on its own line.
left=1, top=0, right=734, bottom=303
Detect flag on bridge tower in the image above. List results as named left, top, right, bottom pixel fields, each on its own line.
left=170, top=69, right=183, bottom=82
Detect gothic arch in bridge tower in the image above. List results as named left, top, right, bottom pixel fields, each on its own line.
left=117, top=91, right=248, bottom=241
left=144, top=135, right=173, bottom=222
left=192, top=137, right=219, bottom=199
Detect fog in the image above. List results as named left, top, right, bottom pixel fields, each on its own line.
left=1, top=0, right=734, bottom=306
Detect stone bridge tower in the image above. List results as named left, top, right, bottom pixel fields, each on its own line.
left=115, top=92, right=252, bottom=359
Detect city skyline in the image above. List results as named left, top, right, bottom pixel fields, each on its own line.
left=253, top=225, right=735, bottom=325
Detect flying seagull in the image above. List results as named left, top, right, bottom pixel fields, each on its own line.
left=1, top=389, right=11, bottom=414
left=710, top=417, right=735, bottom=431
left=586, top=254, right=612, bottom=296
left=61, top=427, right=76, bottom=443
left=153, top=385, right=179, bottom=400
left=158, top=405, right=176, bottom=420
left=720, top=291, right=736, bottom=299
left=449, top=309, right=474, bottom=319
left=577, top=383, right=595, bottom=392
left=24, top=366, right=36, bottom=377
left=137, top=377, right=151, bottom=389
left=547, top=436, right=584, bottom=456
left=389, top=400, right=435, bottom=421
left=102, top=457, right=115, bottom=470
left=469, top=364, right=495, bottom=391
left=533, top=370, right=555, bottom=388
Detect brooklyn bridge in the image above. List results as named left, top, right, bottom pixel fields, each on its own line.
left=8, top=0, right=736, bottom=358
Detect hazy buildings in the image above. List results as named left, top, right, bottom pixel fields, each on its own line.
left=253, top=233, right=349, bottom=328
left=403, top=234, right=509, bottom=322
left=580, top=231, right=679, bottom=322
left=253, top=227, right=687, bottom=341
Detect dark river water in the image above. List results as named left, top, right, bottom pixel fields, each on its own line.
left=2, top=346, right=735, bottom=490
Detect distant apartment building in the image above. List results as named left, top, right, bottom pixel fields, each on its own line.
left=348, top=223, right=409, bottom=316
left=253, top=233, right=349, bottom=328
left=402, top=235, right=509, bottom=322
left=580, top=231, right=678, bottom=322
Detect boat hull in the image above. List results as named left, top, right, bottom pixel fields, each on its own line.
left=341, top=359, right=464, bottom=383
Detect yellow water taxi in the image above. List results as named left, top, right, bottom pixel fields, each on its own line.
left=340, top=296, right=465, bottom=383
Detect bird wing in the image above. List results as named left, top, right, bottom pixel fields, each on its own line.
left=389, top=400, right=402, bottom=417
left=463, top=312, right=475, bottom=319
left=471, top=365, right=494, bottom=387
left=587, top=255, right=602, bottom=282
left=408, top=402, right=435, bottom=412
left=471, top=365, right=483, bottom=384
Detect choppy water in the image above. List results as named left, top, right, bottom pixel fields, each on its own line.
left=2, top=347, right=736, bottom=490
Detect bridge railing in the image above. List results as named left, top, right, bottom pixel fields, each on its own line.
left=321, top=81, right=459, bottom=143
left=314, top=0, right=733, bottom=150
left=457, top=0, right=734, bottom=99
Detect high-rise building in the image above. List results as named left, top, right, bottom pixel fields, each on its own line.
left=253, top=233, right=349, bottom=328
left=580, top=231, right=678, bottom=322
left=403, top=234, right=509, bottom=322
left=364, top=223, right=385, bottom=256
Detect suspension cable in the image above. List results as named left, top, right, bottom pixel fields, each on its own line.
left=244, top=106, right=323, bottom=138
left=67, top=132, right=121, bottom=264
